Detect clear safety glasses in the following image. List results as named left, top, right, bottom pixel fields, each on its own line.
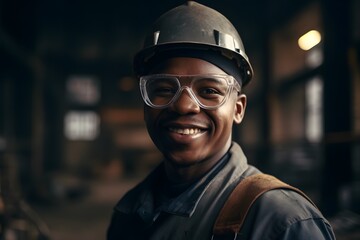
left=139, top=74, right=241, bottom=110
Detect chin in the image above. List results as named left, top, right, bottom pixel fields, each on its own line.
left=163, top=150, right=206, bottom=167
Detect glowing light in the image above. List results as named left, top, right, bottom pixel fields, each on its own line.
left=298, top=30, right=321, bottom=51
left=64, top=111, right=100, bottom=140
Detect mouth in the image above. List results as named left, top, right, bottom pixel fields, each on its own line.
left=159, top=117, right=210, bottom=144
left=168, top=127, right=205, bottom=135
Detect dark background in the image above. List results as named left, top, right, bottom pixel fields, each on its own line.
left=1, top=0, right=359, bottom=239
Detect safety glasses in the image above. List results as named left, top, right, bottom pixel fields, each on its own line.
left=139, top=74, right=240, bottom=110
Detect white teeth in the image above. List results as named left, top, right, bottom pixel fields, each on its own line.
left=169, top=128, right=202, bottom=135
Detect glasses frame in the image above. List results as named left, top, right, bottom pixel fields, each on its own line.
left=139, top=74, right=241, bottom=110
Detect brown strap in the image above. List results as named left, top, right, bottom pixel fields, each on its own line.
left=212, top=174, right=316, bottom=237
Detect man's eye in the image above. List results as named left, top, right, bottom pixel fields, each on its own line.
left=202, top=88, right=219, bottom=94
left=154, top=87, right=176, bottom=96
left=198, top=88, right=223, bottom=97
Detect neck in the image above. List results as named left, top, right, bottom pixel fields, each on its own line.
left=163, top=141, right=231, bottom=184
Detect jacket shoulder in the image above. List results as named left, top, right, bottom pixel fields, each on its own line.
left=241, top=188, right=332, bottom=239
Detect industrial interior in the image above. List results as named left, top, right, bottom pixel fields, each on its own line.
left=1, top=0, right=359, bottom=239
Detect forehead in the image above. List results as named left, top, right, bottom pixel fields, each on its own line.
left=149, top=57, right=227, bottom=75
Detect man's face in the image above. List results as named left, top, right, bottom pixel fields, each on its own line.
left=143, top=57, right=246, bottom=167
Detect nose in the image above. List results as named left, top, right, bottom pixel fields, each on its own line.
left=170, top=88, right=201, bottom=114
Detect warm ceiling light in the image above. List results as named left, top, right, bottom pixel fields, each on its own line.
left=298, top=30, right=321, bottom=51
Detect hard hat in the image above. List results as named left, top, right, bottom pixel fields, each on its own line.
left=133, top=1, right=253, bottom=86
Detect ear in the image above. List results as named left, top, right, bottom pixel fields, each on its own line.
left=233, top=94, right=247, bottom=124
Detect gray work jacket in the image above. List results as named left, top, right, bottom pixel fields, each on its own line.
left=107, top=142, right=335, bottom=240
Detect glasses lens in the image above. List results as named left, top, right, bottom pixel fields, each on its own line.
left=145, top=76, right=179, bottom=107
left=192, top=76, right=230, bottom=107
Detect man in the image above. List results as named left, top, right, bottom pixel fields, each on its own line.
left=107, top=1, right=335, bottom=239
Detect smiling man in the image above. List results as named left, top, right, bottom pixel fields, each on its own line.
left=107, top=2, right=335, bottom=240
left=142, top=57, right=246, bottom=182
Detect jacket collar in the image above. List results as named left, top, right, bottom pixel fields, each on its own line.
left=115, top=142, right=249, bottom=223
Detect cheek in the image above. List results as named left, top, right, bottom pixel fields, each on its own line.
left=143, top=108, right=159, bottom=134
left=216, top=99, right=237, bottom=124
left=144, top=107, right=159, bottom=122
left=211, top=106, right=236, bottom=133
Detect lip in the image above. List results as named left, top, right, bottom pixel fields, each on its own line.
left=161, top=121, right=209, bottom=144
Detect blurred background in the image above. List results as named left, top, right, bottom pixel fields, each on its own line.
left=0, top=0, right=359, bottom=239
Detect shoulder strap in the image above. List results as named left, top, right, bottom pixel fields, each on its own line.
left=212, top=173, right=316, bottom=239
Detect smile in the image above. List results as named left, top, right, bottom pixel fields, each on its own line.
left=169, top=127, right=204, bottom=135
